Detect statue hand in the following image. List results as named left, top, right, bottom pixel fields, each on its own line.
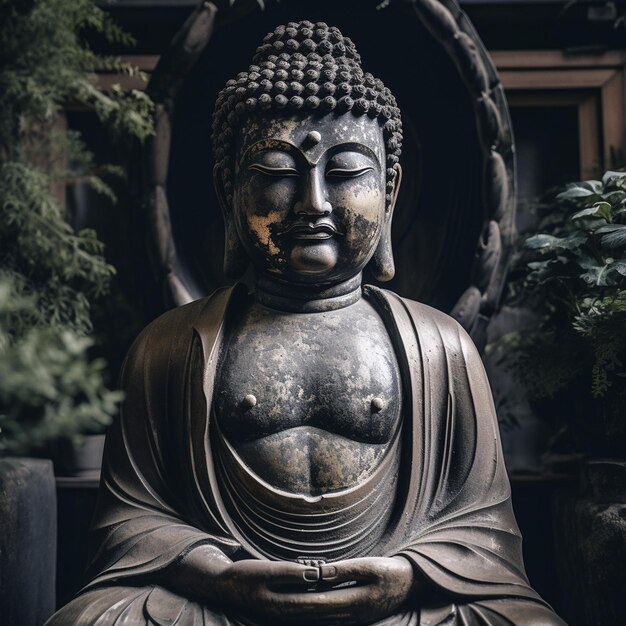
left=307, top=556, right=418, bottom=624
left=210, top=559, right=320, bottom=616
left=215, top=556, right=418, bottom=625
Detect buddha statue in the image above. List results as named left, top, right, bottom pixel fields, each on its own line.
left=47, top=21, right=565, bottom=626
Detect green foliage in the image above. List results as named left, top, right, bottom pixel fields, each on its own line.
left=0, top=277, right=122, bottom=456
left=0, top=0, right=154, bottom=456
left=508, top=171, right=626, bottom=399
left=0, top=0, right=153, bottom=154
left=0, top=162, right=114, bottom=334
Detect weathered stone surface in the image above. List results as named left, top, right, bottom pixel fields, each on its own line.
left=47, top=9, right=563, bottom=626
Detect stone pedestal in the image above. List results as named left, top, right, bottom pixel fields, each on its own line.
left=0, top=458, right=57, bottom=626
left=554, top=460, right=626, bottom=626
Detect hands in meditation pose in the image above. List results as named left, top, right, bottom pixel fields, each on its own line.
left=47, top=20, right=566, bottom=626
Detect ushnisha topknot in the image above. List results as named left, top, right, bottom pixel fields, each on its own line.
left=212, top=21, right=403, bottom=208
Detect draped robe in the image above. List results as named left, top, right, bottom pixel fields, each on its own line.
left=46, top=285, right=566, bottom=626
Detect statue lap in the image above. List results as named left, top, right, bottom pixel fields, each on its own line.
left=46, top=585, right=559, bottom=626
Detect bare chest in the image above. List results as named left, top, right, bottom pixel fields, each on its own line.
left=213, top=299, right=402, bottom=493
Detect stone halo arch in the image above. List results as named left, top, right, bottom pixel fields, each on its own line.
left=143, top=0, right=515, bottom=351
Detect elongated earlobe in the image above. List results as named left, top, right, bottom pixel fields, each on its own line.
left=370, top=163, right=402, bottom=282
left=371, top=216, right=395, bottom=281
left=213, top=165, right=248, bottom=278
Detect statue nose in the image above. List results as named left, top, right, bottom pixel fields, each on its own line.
left=294, top=168, right=332, bottom=217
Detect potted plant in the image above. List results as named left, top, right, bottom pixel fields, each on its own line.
left=0, top=1, right=152, bottom=623
left=498, top=171, right=626, bottom=626
left=0, top=276, right=122, bottom=624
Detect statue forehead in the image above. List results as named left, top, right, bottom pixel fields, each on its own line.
left=237, top=114, right=385, bottom=165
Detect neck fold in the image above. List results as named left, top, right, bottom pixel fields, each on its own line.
left=255, top=273, right=362, bottom=313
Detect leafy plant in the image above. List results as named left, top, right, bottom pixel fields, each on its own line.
left=0, top=0, right=153, bottom=456
left=0, top=276, right=122, bottom=456
left=500, top=171, right=626, bottom=456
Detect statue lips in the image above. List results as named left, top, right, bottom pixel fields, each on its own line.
left=281, top=221, right=343, bottom=242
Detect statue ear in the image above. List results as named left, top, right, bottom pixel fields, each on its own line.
left=370, top=163, right=402, bottom=282
left=213, top=164, right=248, bottom=278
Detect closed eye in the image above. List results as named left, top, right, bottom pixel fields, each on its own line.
left=249, top=164, right=299, bottom=177
left=326, top=167, right=374, bottom=179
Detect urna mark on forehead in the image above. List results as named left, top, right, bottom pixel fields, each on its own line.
left=235, top=114, right=386, bottom=169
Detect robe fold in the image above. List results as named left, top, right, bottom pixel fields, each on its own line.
left=46, top=285, right=566, bottom=626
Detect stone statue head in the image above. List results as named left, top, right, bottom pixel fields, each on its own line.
left=212, top=21, right=403, bottom=286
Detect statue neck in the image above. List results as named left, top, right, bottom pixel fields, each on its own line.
left=254, top=273, right=362, bottom=313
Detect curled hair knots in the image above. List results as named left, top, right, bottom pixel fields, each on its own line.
left=213, top=21, right=403, bottom=208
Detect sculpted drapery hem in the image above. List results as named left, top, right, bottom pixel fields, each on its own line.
left=46, top=285, right=565, bottom=626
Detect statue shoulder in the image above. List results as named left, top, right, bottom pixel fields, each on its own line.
left=399, top=296, right=460, bottom=328
left=370, top=286, right=480, bottom=361
left=124, top=287, right=234, bottom=374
